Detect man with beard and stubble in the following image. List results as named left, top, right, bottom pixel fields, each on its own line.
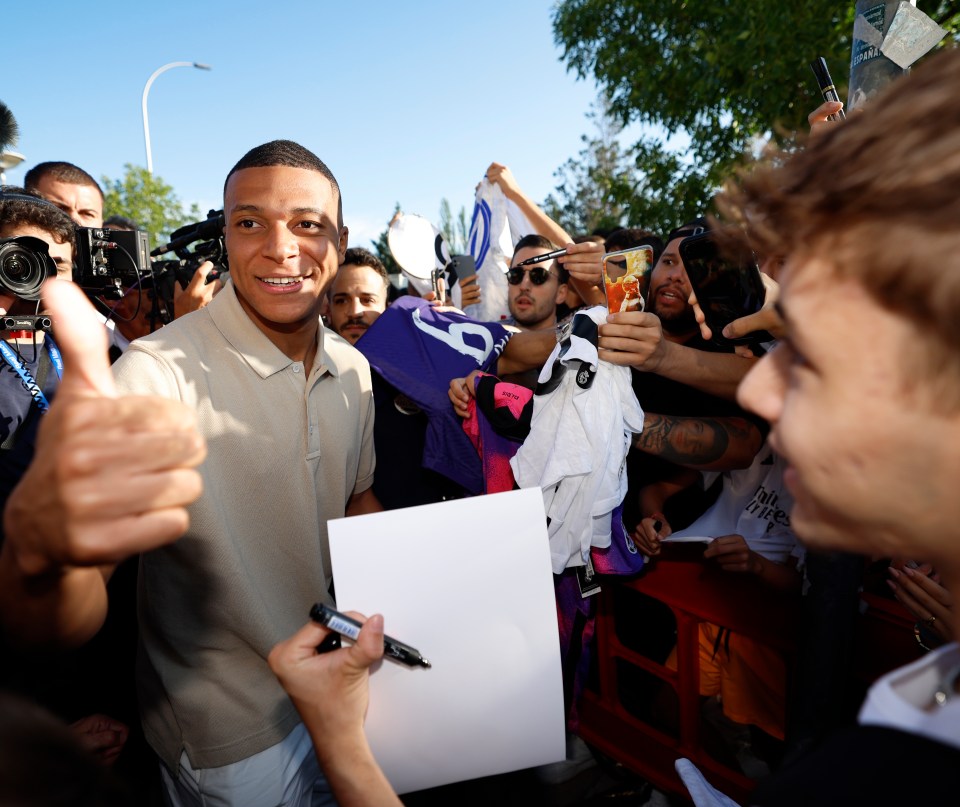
left=325, top=247, right=468, bottom=509
left=325, top=247, right=389, bottom=345
left=608, top=220, right=766, bottom=531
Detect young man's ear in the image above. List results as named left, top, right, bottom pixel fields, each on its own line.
left=337, top=226, right=349, bottom=263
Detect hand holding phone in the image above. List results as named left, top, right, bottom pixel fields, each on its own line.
left=602, top=245, right=654, bottom=315
left=679, top=233, right=772, bottom=350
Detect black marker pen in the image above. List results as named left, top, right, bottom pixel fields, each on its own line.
left=810, top=57, right=846, bottom=122
left=310, top=603, right=432, bottom=669
left=515, top=247, right=568, bottom=266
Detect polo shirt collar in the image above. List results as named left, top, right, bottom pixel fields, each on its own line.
left=207, top=281, right=337, bottom=379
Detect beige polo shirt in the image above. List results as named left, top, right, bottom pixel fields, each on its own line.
left=113, top=281, right=375, bottom=772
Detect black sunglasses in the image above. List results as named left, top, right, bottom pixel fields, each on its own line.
left=507, top=266, right=556, bottom=286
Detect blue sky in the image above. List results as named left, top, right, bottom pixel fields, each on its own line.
left=2, top=0, right=621, bottom=249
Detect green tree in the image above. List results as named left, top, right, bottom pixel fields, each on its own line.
left=372, top=202, right=402, bottom=276
left=544, top=101, right=642, bottom=235
left=439, top=198, right=470, bottom=255
left=552, top=1, right=960, bottom=233
left=101, top=163, right=202, bottom=246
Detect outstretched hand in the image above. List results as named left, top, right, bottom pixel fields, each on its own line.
left=889, top=562, right=954, bottom=643
left=449, top=369, right=483, bottom=418
left=70, top=713, right=129, bottom=766
left=808, top=100, right=844, bottom=137
left=3, top=280, right=207, bottom=576
left=703, top=534, right=762, bottom=575
left=599, top=310, right=668, bottom=369
left=174, top=260, right=224, bottom=318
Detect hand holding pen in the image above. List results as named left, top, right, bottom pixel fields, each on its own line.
left=269, top=614, right=405, bottom=805
left=633, top=514, right=670, bottom=558
left=310, top=603, right=431, bottom=668
left=269, top=612, right=385, bottom=738
left=810, top=57, right=846, bottom=122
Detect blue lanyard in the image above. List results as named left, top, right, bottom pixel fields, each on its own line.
left=0, top=336, right=64, bottom=414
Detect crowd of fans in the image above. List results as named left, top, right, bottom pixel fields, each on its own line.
left=1, top=45, right=959, bottom=807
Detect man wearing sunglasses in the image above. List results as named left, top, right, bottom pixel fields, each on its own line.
left=505, top=234, right=569, bottom=333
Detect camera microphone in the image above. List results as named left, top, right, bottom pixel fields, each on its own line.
left=152, top=210, right=224, bottom=257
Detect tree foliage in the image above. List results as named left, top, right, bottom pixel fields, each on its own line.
left=544, top=101, right=643, bottom=236
left=372, top=202, right=402, bottom=277
left=439, top=198, right=470, bottom=255
left=101, top=163, right=201, bottom=246
left=551, top=1, right=959, bottom=234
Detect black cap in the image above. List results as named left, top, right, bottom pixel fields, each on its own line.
left=666, top=216, right=710, bottom=244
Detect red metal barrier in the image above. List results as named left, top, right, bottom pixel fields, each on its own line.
left=577, top=546, right=919, bottom=804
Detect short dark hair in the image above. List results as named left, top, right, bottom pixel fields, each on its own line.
left=512, top=233, right=568, bottom=284
left=666, top=217, right=709, bottom=245
left=24, top=161, right=103, bottom=200
left=342, top=247, right=388, bottom=283
left=104, top=214, right=138, bottom=231
left=0, top=186, right=77, bottom=252
left=605, top=227, right=664, bottom=264
left=223, top=140, right=342, bottom=226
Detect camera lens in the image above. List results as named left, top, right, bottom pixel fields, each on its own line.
left=0, top=237, right=56, bottom=301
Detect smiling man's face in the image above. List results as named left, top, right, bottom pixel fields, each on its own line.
left=224, top=165, right=347, bottom=343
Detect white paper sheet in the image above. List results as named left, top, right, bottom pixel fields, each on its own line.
left=661, top=534, right=713, bottom=544
left=327, top=487, right=566, bottom=794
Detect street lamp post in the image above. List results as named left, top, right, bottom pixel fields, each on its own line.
left=141, top=61, right=212, bottom=174
left=0, top=150, right=25, bottom=185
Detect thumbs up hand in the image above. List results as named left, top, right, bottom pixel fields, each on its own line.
left=1, top=280, right=206, bottom=643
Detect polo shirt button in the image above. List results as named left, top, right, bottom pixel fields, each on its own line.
left=292, top=364, right=302, bottom=374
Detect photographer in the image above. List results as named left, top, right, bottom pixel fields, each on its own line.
left=0, top=189, right=134, bottom=771
left=25, top=161, right=221, bottom=348
left=0, top=187, right=76, bottom=530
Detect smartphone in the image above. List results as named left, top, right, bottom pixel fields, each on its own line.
left=446, top=254, right=476, bottom=284
left=602, top=245, right=654, bottom=315
left=678, top=232, right=772, bottom=349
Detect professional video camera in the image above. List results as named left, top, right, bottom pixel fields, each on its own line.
left=0, top=236, right=57, bottom=332
left=73, top=227, right=152, bottom=300
left=151, top=209, right=228, bottom=292
left=73, top=210, right=226, bottom=330
left=0, top=235, right=58, bottom=301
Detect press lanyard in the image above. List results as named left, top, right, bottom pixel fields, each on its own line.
left=0, top=337, right=64, bottom=414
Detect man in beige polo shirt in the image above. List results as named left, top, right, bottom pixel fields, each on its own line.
left=110, top=140, right=380, bottom=805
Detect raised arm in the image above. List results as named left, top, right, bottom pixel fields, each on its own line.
left=486, top=162, right=572, bottom=247
left=0, top=281, right=205, bottom=648
left=599, top=310, right=756, bottom=401
left=485, top=163, right=606, bottom=308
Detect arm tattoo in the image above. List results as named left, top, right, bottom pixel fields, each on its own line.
left=633, top=413, right=756, bottom=467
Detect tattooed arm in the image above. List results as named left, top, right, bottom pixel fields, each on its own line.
left=633, top=413, right=762, bottom=471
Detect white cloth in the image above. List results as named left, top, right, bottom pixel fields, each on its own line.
left=160, top=723, right=335, bottom=807
left=510, top=307, right=644, bottom=573
left=675, top=758, right=742, bottom=807
left=859, top=641, right=960, bottom=750
left=667, top=442, right=800, bottom=565
left=463, top=180, right=533, bottom=323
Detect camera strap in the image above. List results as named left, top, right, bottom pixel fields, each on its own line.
left=0, top=337, right=64, bottom=417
